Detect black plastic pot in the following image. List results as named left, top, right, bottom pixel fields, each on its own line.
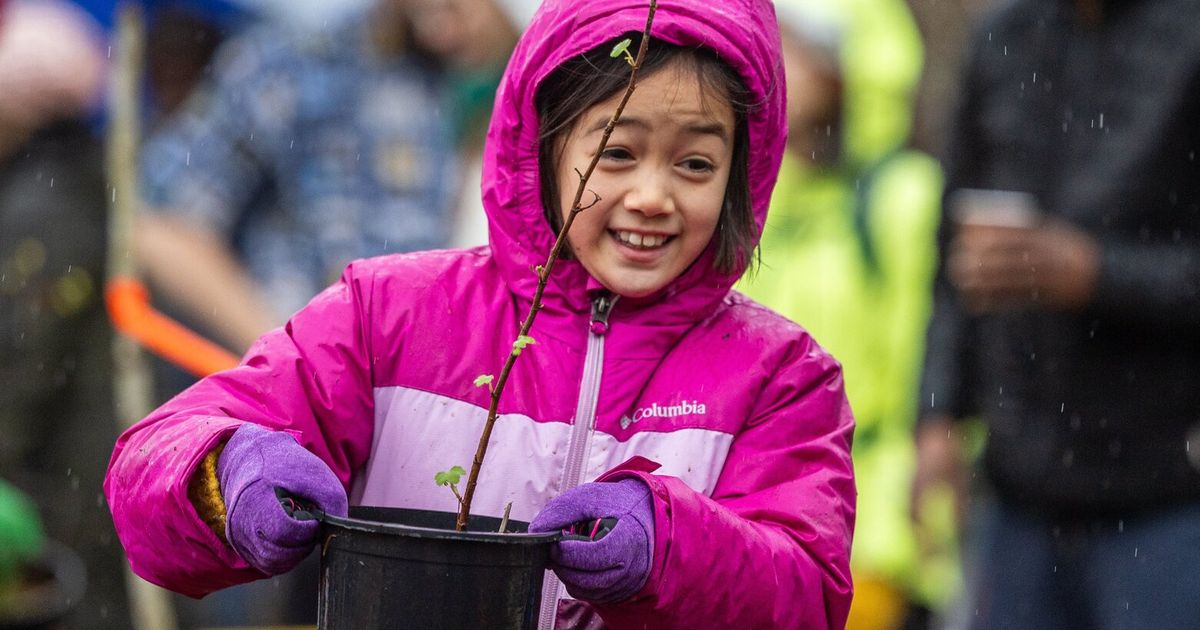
left=314, top=507, right=559, bottom=630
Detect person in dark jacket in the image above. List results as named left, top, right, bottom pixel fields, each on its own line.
left=912, top=0, right=1200, bottom=628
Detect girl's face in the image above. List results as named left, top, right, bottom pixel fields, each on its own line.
left=556, top=63, right=735, bottom=299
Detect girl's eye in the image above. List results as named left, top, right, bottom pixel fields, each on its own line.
left=681, top=158, right=715, bottom=173
left=601, top=148, right=633, bottom=161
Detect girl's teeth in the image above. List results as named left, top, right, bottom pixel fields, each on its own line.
left=617, top=230, right=666, bottom=248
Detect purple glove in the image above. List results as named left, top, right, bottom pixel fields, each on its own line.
left=217, top=424, right=348, bottom=576
left=529, top=478, right=655, bottom=604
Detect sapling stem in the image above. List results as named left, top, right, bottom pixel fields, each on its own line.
left=455, top=1, right=659, bottom=532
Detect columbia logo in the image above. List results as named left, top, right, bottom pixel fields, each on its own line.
left=620, top=400, right=708, bottom=429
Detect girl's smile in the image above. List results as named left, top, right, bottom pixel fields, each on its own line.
left=555, top=61, right=736, bottom=299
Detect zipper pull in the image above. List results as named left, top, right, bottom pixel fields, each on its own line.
left=590, top=293, right=618, bottom=336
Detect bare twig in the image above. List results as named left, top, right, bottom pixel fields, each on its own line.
left=457, top=1, right=659, bottom=531
left=498, top=502, right=513, bottom=533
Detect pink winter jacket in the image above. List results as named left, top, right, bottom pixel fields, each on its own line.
left=105, top=0, right=856, bottom=627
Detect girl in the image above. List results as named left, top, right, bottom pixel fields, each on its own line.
left=105, top=0, right=856, bottom=627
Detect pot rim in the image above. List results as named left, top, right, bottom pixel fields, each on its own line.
left=316, top=508, right=561, bottom=545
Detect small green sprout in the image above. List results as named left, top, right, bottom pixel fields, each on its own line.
left=511, top=335, right=536, bottom=356
left=610, top=38, right=635, bottom=66
left=473, top=374, right=495, bottom=388
left=435, top=465, right=466, bottom=504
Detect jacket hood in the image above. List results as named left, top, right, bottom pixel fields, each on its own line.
left=481, top=0, right=785, bottom=327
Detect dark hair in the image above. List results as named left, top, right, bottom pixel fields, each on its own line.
left=535, top=34, right=758, bottom=275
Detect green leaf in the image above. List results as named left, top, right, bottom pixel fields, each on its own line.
left=434, top=465, right=466, bottom=486
left=609, top=38, right=632, bottom=59
left=473, top=374, right=495, bottom=388
left=511, top=335, right=537, bottom=356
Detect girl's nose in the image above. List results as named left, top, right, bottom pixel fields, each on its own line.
left=623, top=170, right=674, bottom=217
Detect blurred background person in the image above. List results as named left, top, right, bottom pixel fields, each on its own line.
left=914, top=0, right=1200, bottom=628
left=737, top=1, right=957, bottom=628
left=0, top=0, right=131, bottom=627
left=133, top=0, right=458, bottom=356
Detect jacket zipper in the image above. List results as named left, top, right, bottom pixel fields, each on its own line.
left=538, top=292, right=617, bottom=630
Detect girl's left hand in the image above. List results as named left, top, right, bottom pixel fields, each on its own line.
left=530, top=478, right=655, bottom=604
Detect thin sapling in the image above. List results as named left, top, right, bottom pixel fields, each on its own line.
left=438, top=0, right=659, bottom=532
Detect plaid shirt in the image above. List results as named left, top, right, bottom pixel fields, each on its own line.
left=142, top=18, right=457, bottom=317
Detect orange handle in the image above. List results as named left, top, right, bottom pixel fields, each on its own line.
left=105, top=277, right=240, bottom=378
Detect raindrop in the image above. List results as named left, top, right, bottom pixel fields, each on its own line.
left=186, top=151, right=191, bottom=166
left=1099, top=113, right=1105, bottom=128
left=1118, top=520, right=1124, bottom=533
left=50, top=178, right=54, bottom=188
left=1133, top=547, right=1138, bottom=558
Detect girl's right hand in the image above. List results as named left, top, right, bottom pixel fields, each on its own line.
left=217, top=424, right=348, bottom=576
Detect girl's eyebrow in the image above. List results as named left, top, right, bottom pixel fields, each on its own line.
left=586, top=116, right=731, bottom=145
